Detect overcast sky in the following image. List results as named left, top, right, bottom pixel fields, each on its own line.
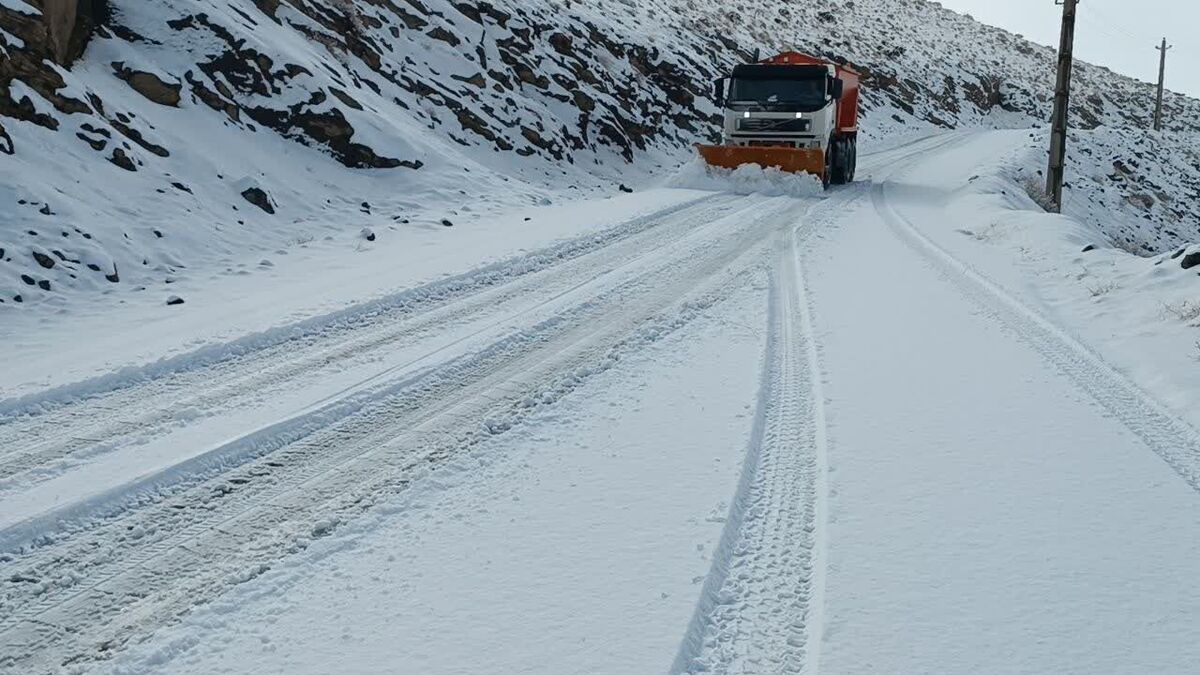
left=933, top=0, right=1198, bottom=98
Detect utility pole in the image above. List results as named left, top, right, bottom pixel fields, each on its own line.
left=1154, top=38, right=1172, bottom=131
left=1046, top=0, right=1078, bottom=213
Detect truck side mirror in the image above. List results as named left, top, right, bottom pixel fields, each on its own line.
left=830, top=78, right=844, bottom=100
left=713, top=78, right=727, bottom=106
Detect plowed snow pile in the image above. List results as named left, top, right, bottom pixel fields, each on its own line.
left=667, top=159, right=825, bottom=198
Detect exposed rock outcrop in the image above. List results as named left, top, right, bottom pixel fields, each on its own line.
left=43, top=0, right=108, bottom=65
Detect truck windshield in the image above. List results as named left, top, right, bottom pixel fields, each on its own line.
left=728, top=78, right=828, bottom=112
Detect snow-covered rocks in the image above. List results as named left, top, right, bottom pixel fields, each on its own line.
left=1175, top=244, right=1200, bottom=271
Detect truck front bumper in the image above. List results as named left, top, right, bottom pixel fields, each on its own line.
left=696, top=143, right=826, bottom=176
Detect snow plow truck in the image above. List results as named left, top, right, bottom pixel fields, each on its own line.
left=698, top=51, right=860, bottom=189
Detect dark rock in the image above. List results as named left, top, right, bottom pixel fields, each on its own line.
left=32, top=251, right=56, bottom=268
left=112, top=63, right=182, bottom=107
left=76, top=131, right=108, bottom=151
left=251, top=0, right=281, bottom=19
left=360, top=227, right=376, bottom=241
left=427, top=26, right=460, bottom=46
left=43, top=0, right=110, bottom=66
left=0, top=123, right=12, bottom=155
left=109, top=148, right=137, bottom=171
left=618, top=184, right=633, bottom=193
left=105, top=265, right=119, bottom=282
left=247, top=104, right=418, bottom=169
left=548, top=32, right=572, bottom=55
left=110, top=121, right=170, bottom=157
left=441, top=218, right=453, bottom=227
left=329, top=87, right=364, bottom=111
left=20, top=274, right=35, bottom=286
left=166, top=295, right=185, bottom=305
left=1081, top=244, right=1096, bottom=253
left=571, top=90, right=595, bottom=113
left=37, top=279, right=50, bottom=290
left=80, top=123, right=111, bottom=138
left=1181, top=252, right=1200, bottom=270
left=241, top=187, right=275, bottom=214
left=454, top=72, right=487, bottom=88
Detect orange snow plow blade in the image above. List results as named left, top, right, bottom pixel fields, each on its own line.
left=696, top=144, right=825, bottom=178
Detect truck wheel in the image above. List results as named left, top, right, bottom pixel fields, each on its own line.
left=822, top=146, right=833, bottom=190
left=846, top=137, right=858, bottom=183
left=829, top=138, right=848, bottom=186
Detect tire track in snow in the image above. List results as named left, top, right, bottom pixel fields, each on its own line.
left=873, top=183, right=1200, bottom=499
left=0, top=195, right=741, bottom=495
left=672, top=205, right=832, bottom=675
left=0, top=197, right=805, bottom=674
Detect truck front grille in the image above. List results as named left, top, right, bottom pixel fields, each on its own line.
left=736, top=118, right=811, bottom=133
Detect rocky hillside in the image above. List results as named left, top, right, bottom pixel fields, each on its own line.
left=1, top=0, right=1198, bottom=307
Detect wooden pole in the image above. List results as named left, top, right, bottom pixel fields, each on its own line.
left=1046, top=0, right=1078, bottom=213
left=1154, top=38, right=1172, bottom=131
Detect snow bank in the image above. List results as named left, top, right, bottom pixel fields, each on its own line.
left=1004, top=128, right=1200, bottom=254
left=667, top=158, right=825, bottom=198
left=893, top=130, right=1200, bottom=429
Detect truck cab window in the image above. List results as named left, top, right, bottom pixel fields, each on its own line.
left=729, top=78, right=828, bottom=112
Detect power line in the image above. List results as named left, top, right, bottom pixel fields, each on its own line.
left=1075, top=12, right=1142, bottom=47
left=1084, top=3, right=1152, bottom=43
left=1084, top=2, right=1191, bottom=55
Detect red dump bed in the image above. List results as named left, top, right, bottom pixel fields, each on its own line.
left=761, top=51, right=860, bottom=135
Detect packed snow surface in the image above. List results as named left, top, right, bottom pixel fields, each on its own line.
left=3, top=0, right=1200, bottom=671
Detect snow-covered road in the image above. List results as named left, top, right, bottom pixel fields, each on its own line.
left=3, top=132, right=1200, bottom=674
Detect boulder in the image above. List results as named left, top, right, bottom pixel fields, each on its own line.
left=113, top=65, right=182, bottom=107
left=43, top=0, right=108, bottom=66
left=241, top=187, right=275, bottom=214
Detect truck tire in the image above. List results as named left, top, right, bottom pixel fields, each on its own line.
left=846, top=137, right=858, bottom=183
left=829, top=138, right=848, bottom=186
left=825, top=136, right=854, bottom=184
left=822, top=146, right=833, bottom=190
